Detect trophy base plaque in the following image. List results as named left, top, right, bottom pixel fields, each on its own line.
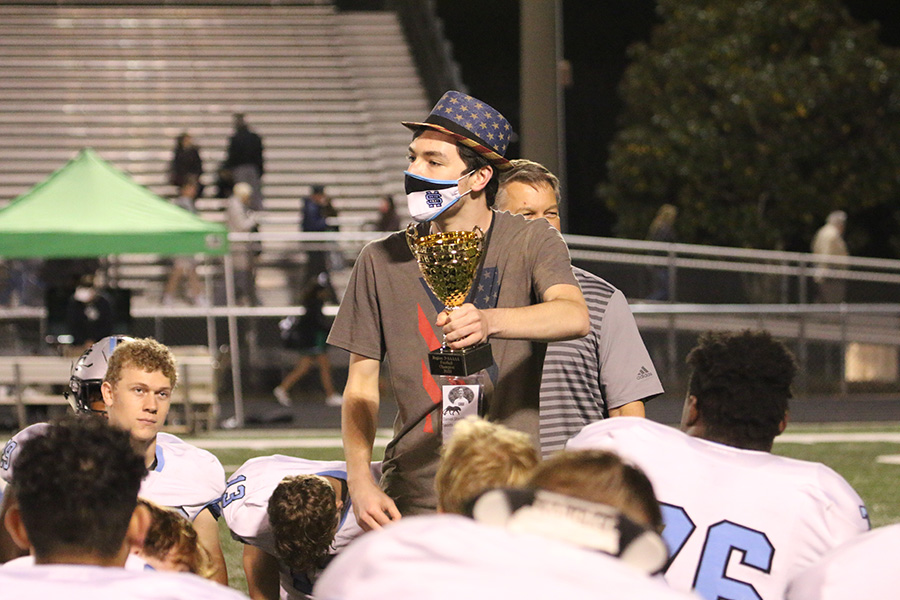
left=428, top=343, right=493, bottom=377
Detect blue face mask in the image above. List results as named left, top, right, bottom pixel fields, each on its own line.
left=404, top=170, right=473, bottom=222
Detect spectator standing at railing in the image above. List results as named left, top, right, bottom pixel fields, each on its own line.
left=811, top=210, right=849, bottom=303
left=224, top=113, right=264, bottom=211
left=226, top=182, right=260, bottom=307
left=163, top=179, right=205, bottom=307
left=646, top=204, right=678, bottom=301
left=301, top=184, right=338, bottom=287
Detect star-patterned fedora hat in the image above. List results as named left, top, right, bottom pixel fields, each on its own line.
left=402, top=90, right=513, bottom=171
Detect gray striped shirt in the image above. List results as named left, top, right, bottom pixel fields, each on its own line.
left=539, top=267, right=663, bottom=456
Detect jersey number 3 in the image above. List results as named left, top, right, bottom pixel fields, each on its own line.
left=661, top=503, right=774, bottom=600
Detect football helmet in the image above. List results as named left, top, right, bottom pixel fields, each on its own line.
left=66, top=335, right=134, bottom=414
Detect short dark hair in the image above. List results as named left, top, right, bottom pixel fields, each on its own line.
left=12, top=415, right=147, bottom=560
left=457, top=143, right=498, bottom=207
left=268, top=475, right=338, bottom=575
left=527, top=450, right=663, bottom=532
left=687, top=329, right=797, bottom=449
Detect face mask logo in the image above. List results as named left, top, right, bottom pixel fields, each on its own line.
left=425, top=190, right=444, bottom=209
left=405, top=170, right=474, bottom=222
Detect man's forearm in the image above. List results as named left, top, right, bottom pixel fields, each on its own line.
left=342, top=396, right=379, bottom=485
left=341, top=354, right=383, bottom=486
left=485, top=296, right=589, bottom=342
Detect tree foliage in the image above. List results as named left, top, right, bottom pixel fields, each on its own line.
left=600, top=0, right=900, bottom=254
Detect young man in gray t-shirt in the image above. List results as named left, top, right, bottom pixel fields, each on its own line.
left=328, top=91, right=588, bottom=524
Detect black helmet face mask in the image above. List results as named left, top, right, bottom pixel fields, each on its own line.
left=66, top=335, right=134, bottom=415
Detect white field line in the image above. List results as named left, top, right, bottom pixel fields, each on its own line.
left=777, top=432, right=900, bottom=444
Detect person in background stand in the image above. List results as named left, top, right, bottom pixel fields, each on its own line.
left=163, top=179, right=205, bottom=306
left=224, top=113, right=264, bottom=211
left=0, top=259, right=43, bottom=308
left=646, top=204, right=678, bottom=301
left=302, top=184, right=338, bottom=287
left=226, top=182, right=260, bottom=307
left=373, top=195, right=400, bottom=232
left=169, top=132, right=204, bottom=197
left=274, top=273, right=342, bottom=408
left=811, top=210, right=849, bottom=303
left=65, top=274, right=113, bottom=356
left=496, top=159, right=663, bottom=457
left=300, top=185, right=337, bottom=282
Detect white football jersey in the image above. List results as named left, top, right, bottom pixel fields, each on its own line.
left=314, top=514, right=699, bottom=600
left=3, top=427, right=223, bottom=523
left=222, top=455, right=380, bottom=599
left=0, top=563, right=249, bottom=599
left=786, top=524, right=900, bottom=600
left=567, top=418, right=869, bottom=600
left=140, top=432, right=226, bottom=521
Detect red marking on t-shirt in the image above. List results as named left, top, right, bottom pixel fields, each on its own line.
left=417, top=304, right=442, bottom=434
left=417, top=304, right=442, bottom=351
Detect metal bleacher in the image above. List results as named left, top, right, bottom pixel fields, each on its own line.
left=0, top=1, right=429, bottom=306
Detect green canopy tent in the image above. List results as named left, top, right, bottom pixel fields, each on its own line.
left=0, top=149, right=249, bottom=425
left=0, top=148, right=227, bottom=257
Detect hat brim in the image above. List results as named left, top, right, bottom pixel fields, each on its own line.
left=402, top=120, right=512, bottom=171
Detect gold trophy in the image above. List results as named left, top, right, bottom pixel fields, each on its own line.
left=407, top=224, right=494, bottom=377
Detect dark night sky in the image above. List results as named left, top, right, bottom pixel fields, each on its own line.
left=435, top=0, right=900, bottom=239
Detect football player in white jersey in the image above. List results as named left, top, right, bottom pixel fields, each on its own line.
left=222, top=455, right=381, bottom=599
left=0, top=335, right=132, bottom=563
left=567, top=329, right=870, bottom=600
left=786, top=523, right=900, bottom=600
left=434, top=416, right=539, bottom=515
left=314, top=449, right=693, bottom=600
left=101, top=337, right=228, bottom=583
left=0, top=415, right=247, bottom=599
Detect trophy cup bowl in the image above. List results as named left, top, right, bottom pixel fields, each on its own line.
left=407, top=224, right=494, bottom=376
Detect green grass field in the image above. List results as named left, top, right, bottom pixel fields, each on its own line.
left=191, top=424, right=900, bottom=593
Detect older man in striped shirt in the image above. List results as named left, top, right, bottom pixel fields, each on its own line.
left=496, top=159, right=663, bottom=456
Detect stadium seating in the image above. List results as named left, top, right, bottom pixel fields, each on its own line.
left=0, top=1, right=428, bottom=305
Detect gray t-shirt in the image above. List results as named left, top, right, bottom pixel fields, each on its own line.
left=328, top=210, right=578, bottom=513
left=539, top=267, right=663, bottom=456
